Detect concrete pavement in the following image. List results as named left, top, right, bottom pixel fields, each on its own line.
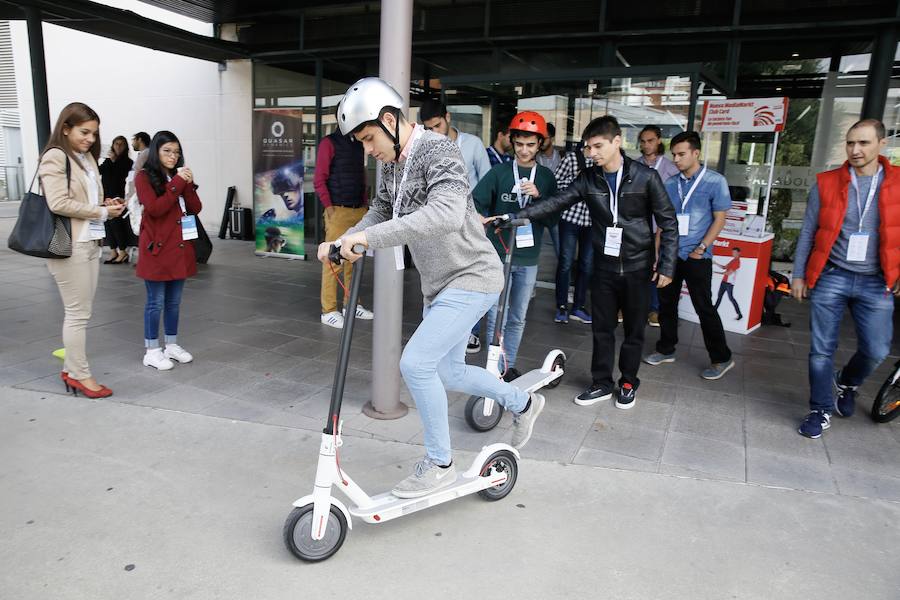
left=2, top=387, right=899, bottom=600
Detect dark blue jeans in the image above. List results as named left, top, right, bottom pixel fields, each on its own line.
left=808, top=266, right=894, bottom=412
left=144, top=279, right=186, bottom=348
left=555, top=220, right=593, bottom=309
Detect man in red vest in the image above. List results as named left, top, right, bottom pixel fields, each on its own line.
left=791, top=119, right=899, bottom=438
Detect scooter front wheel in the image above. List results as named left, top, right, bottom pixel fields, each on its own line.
left=478, top=450, right=518, bottom=501
left=283, top=503, right=347, bottom=562
left=464, top=395, right=504, bottom=432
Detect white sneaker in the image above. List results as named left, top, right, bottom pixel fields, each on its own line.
left=343, top=305, right=374, bottom=320
left=143, top=348, right=174, bottom=371
left=164, top=344, right=193, bottom=364
left=321, top=311, right=344, bottom=329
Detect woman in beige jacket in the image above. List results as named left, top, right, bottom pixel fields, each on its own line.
left=40, top=102, right=125, bottom=398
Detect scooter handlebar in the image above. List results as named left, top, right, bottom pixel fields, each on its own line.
left=328, top=242, right=367, bottom=264
left=490, top=216, right=530, bottom=229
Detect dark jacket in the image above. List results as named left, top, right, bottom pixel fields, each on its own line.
left=314, top=131, right=367, bottom=208
left=99, top=154, right=133, bottom=199
left=515, top=155, right=678, bottom=277
left=134, top=170, right=202, bottom=281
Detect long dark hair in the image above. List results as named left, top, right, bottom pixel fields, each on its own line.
left=640, top=125, right=665, bottom=155
left=143, top=130, right=185, bottom=195
left=109, top=135, right=129, bottom=161
left=44, top=102, right=101, bottom=162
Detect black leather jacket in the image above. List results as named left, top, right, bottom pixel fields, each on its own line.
left=515, top=155, right=677, bottom=277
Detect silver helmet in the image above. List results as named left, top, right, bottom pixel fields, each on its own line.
left=338, top=77, right=404, bottom=136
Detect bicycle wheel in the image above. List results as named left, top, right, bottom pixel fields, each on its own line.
left=871, top=363, right=900, bottom=423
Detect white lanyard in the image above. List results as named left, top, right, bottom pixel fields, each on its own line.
left=488, top=147, right=502, bottom=163
left=676, top=166, right=707, bottom=214
left=849, top=165, right=883, bottom=232
left=606, top=165, right=624, bottom=226
left=512, top=161, right=537, bottom=208
left=392, top=125, right=423, bottom=218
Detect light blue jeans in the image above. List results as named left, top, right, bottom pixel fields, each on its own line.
left=808, top=265, right=894, bottom=412
left=485, top=264, right=538, bottom=371
left=399, top=288, right=530, bottom=465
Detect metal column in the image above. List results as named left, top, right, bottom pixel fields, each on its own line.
left=363, top=0, right=412, bottom=420
left=861, top=25, right=897, bottom=120
left=24, top=5, right=51, bottom=149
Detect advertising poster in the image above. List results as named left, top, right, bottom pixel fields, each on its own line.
left=676, top=233, right=774, bottom=335
left=700, top=97, right=789, bottom=133
left=253, top=108, right=305, bottom=259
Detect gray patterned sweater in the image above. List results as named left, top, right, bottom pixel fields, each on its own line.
left=346, top=130, right=503, bottom=304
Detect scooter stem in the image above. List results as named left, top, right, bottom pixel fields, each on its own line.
left=324, top=247, right=366, bottom=435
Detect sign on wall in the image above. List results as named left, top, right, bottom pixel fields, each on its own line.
left=700, top=98, right=790, bottom=133
left=252, top=108, right=305, bottom=259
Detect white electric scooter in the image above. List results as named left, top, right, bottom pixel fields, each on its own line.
left=464, top=218, right=566, bottom=432
left=284, top=243, right=521, bottom=562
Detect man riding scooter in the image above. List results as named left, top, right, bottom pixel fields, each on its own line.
left=317, top=77, right=545, bottom=499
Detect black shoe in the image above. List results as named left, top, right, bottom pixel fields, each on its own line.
left=615, top=383, right=636, bottom=410
left=466, top=334, right=481, bottom=354
left=502, top=368, right=521, bottom=382
left=574, top=384, right=613, bottom=406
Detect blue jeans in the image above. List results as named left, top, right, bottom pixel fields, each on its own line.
left=399, top=288, right=529, bottom=465
left=808, top=266, right=894, bottom=412
left=144, top=279, right=186, bottom=348
left=555, top=220, right=593, bottom=309
left=485, top=264, right=538, bottom=371
left=648, top=282, right=660, bottom=312
left=536, top=223, right=559, bottom=257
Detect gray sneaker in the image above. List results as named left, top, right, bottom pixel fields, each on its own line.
left=701, top=359, right=735, bottom=380
left=392, top=457, right=457, bottom=499
left=511, top=393, right=545, bottom=449
left=644, top=352, right=676, bottom=366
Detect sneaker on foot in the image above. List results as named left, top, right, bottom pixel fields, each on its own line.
left=343, top=305, right=374, bottom=320
left=616, top=383, right=636, bottom=409
left=798, top=410, right=831, bottom=439
left=321, top=311, right=344, bottom=329
left=833, top=370, right=857, bottom=418
left=392, top=457, right=457, bottom=498
left=648, top=311, right=660, bottom=327
left=570, top=308, right=592, bottom=324
left=617, top=310, right=623, bottom=323
left=701, top=359, right=735, bottom=380
left=511, top=393, right=545, bottom=449
left=466, top=334, right=481, bottom=354
left=554, top=307, right=569, bottom=324
left=143, top=348, right=174, bottom=371
left=502, top=367, right=521, bottom=382
left=163, top=344, right=193, bottom=364
left=574, top=384, right=613, bottom=406
left=643, top=352, right=676, bottom=366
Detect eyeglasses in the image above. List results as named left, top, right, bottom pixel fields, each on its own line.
left=161, top=149, right=181, bottom=157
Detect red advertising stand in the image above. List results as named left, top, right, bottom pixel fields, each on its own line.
left=675, top=97, right=788, bottom=335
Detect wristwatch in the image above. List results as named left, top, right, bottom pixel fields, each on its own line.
left=694, top=242, right=707, bottom=254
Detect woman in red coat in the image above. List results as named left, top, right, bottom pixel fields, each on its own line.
left=135, top=130, right=202, bottom=370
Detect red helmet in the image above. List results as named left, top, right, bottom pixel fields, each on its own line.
left=508, top=111, right=548, bottom=139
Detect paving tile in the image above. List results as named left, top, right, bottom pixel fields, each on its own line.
left=594, top=399, right=674, bottom=432
left=184, top=366, right=271, bottom=397
left=831, top=467, right=900, bottom=502
left=669, top=404, right=745, bottom=445
left=660, top=432, right=746, bottom=482
left=746, top=447, right=838, bottom=494
left=129, top=383, right=232, bottom=412
left=572, top=447, right=659, bottom=473
left=580, top=421, right=667, bottom=462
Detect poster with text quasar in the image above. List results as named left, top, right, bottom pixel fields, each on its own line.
left=253, top=109, right=305, bottom=258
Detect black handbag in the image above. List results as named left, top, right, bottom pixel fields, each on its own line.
left=7, top=154, right=73, bottom=259
left=193, top=217, right=213, bottom=264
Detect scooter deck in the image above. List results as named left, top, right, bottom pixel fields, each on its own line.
left=348, top=471, right=508, bottom=523
left=509, top=367, right=563, bottom=394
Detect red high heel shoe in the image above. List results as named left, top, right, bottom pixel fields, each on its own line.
left=66, top=377, right=113, bottom=399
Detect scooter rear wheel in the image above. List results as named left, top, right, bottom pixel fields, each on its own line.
left=477, top=450, right=518, bottom=501
left=464, top=395, right=504, bottom=432
left=545, top=354, right=566, bottom=389
left=283, top=503, right=347, bottom=562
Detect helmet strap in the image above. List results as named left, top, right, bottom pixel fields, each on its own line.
left=375, top=111, right=403, bottom=162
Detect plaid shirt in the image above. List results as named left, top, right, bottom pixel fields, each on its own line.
left=553, top=152, right=593, bottom=227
